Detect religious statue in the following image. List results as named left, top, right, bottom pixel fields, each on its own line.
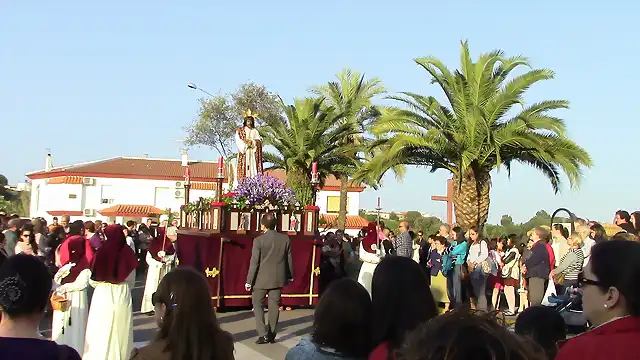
left=235, top=109, right=263, bottom=182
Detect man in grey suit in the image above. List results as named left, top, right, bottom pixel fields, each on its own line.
left=245, top=212, right=294, bottom=344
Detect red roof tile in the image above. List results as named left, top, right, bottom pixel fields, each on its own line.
left=47, top=176, right=83, bottom=184
left=27, top=157, right=364, bottom=191
left=191, top=182, right=217, bottom=190
left=98, top=205, right=165, bottom=217
left=47, top=210, right=83, bottom=216
left=320, top=214, right=370, bottom=230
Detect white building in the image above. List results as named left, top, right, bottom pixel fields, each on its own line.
left=26, top=155, right=368, bottom=234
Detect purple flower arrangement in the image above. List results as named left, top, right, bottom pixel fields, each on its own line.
left=232, top=174, right=298, bottom=212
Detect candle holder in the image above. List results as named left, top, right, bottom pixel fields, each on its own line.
left=215, top=176, right=224, bottom=203
left=375, top=205, right=382, bottom=250
left=310, top=177, right=320, bottom=206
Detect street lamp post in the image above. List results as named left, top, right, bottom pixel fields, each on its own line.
left=187, top=82, right=215, bottom=98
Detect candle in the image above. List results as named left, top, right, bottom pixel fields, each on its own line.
left=217, top=157, right=224, bottom=178
left=377, top=197, right=380, bottom=208
left=311, top=162, right=318, bottom=183
left=184, top=167, right=191, bottom=185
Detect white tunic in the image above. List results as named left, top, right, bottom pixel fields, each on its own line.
left=357, top=245, right=381, bottom=296
left=83, top=270, right=135, bottom=360
left=412, top=243, right=421, bottom=263
left=234, top=126, right=262, bottom=179
left=140, top=252, right=172, bottom=313
left=51, top=268, right=91, bottom=355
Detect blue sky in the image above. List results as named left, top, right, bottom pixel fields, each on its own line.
left=1, top=1, right=638, bottom=224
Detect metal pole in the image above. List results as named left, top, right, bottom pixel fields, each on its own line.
left=376, top=204, right=382, bottom=252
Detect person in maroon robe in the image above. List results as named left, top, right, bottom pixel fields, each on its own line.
left=84, top=224, right=139, bottom=359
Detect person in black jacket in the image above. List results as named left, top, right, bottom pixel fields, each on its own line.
left=524, top=227, right=551, bottom=306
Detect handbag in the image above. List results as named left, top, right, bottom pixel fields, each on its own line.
left=50, top=292, right=71, bottom=312
left=460, top=263, right=470, bottom=280
left=501, top=249, right=520, bottom=278
left=553, top=271, right=565, bottom=285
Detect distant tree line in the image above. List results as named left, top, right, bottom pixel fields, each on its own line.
left=359, top=208, right=570, bottom=241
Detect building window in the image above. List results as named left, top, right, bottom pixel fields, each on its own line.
left=68, top=194, right=77, bottom=199
left=101, top=185, right=115, bottom=204
left=326, top=196, right=348, bottom=214
left=154, top=187, right=175, bottom=208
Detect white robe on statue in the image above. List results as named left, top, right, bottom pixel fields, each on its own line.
left=357, top=245, right=381, bottom=296
left=235, top=126, right=262, bottom=179
left=83, top=270, right=135, bottom=360
left=141, top=252, right=172, bottom=313
left=51, top=268, right=91, bottom=355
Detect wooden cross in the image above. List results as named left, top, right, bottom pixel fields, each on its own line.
left=431, top=178, right=454, bottom=226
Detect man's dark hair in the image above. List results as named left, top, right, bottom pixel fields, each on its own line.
left=7, top=218, right=20, bottom=229
left=616, top=210, right=631, bottom=222
left=52, top=216, right=58, bottom=221
left=84, top=221, right=96, bottom=233
left=433, top=235, right=448, bottom=245
left=260, top=213, right=277, bottom=230
left=126, top=220, right=136, bottom=228
left=69, top=220, right=84, bottom=236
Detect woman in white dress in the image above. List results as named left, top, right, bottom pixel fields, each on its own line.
left=357, top=222, right=381, bottom=295
left=83, top=224, right=139, bottom=360
left=140, top=231, right=175, bottom=314
left=51, top=221, right=93, bottom=355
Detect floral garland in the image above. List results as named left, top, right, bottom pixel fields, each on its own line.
left=223, top=174, right=299, bottom=212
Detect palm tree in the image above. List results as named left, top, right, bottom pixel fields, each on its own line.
left=310, top=69, right=386, bottom=230
left=360, top=41, right=592, bottom=229
left=260, top=97, right=362, bottom=206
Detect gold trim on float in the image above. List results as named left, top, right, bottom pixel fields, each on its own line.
left=308, top=244, right=316, bottom=305
left=205, top=267, right=220, bottom=278
left=216, top=237, right=224, bottom=307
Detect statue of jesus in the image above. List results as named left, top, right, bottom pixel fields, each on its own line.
left=235, top=109, right=263, bottom=182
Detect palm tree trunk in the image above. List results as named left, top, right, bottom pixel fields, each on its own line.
left=337, top=176, right=348, bottom=231
left=286, top=169, right=314, bottom=206
left=452, top=169, right=491, bottom=230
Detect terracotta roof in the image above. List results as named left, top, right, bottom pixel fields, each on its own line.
left=191, top=182, right=217, bottom=190
left=98, top=204, right=165, bottom=217
left=47, top=176, right=83, bottom=184
left=26, top=157, right=364, bottom=191
left=47, top=210, right=83, bottom=216
left=320, top=214, right=369, bottom=230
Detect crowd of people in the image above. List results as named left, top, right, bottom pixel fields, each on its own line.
left=0, top=211, right=179, bottom=360
left=307, top=210, right=640, bottom=360
left=0, top=208, right=639, bottom=360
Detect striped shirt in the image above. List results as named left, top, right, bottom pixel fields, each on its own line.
left=556, top=248, right=585, bottom=281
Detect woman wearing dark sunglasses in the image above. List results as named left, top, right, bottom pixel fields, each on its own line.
left=556, top=240, right=640, bottom=360
left=15, top=225, right=38, bottom=256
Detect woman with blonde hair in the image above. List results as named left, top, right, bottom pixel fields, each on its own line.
left=577, top=225, right=595, bottom=268
left=551, top=232, right=584, bottom=294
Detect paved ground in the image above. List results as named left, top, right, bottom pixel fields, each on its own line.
left=41, top=274, right=311, bottom=360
